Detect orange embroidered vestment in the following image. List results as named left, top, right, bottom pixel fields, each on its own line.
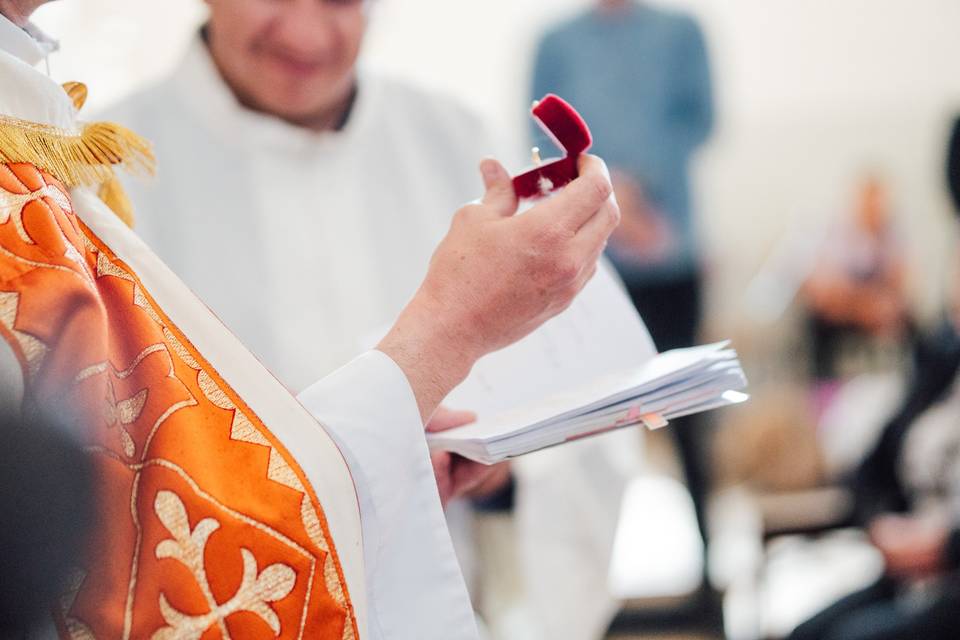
left=0, top=161, right=358, bottom=640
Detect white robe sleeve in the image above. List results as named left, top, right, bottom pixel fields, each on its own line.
left=297, top=350, right=478, bottom=640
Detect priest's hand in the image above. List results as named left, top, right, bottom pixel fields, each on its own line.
left=426, top=407, right=494, bottom=508
left=379, top=154, right=619, bottom=420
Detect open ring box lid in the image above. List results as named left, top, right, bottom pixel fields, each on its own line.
left=512, top=94, right=593, bottom=201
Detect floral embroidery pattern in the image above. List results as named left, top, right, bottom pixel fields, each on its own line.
left=151, top=490, right=296, bottom=639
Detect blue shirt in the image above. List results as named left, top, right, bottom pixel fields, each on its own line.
left=531, top=2, right=714, bottom=282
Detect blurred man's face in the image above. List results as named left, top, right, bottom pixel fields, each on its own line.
left=205, top=0, right=367, bottom=128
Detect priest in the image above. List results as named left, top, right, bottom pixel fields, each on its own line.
left=0, top=2, right=621, bottom=638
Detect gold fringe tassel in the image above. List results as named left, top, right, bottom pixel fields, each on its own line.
left=0, top=115, right=154, bottom=228
left=97, top=176, right=135, bottom=227
left=0, top=116, right=155, bottom=187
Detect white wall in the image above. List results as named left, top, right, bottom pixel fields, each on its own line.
left=31, top=0, right=960, bottom=331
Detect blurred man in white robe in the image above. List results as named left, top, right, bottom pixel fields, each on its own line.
left=108, top=2, right=507, bottom=390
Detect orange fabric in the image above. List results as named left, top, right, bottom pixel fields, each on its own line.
left=0, top=162, right=357, bottom=640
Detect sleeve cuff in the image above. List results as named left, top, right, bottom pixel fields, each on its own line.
left=297, top=349, right=423, bottom=571
left=297, top=350, right=478, bottom=640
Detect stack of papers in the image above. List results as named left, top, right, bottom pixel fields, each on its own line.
left=428, top=341, right=747, bottom=464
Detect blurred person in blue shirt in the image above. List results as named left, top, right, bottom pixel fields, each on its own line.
left=531, top=0, right=714, bottom=353
left=531, top=1, right=715, bottom=555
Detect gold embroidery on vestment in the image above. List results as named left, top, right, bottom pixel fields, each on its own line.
left=153, top=490, right=297, bottom=639
left=0, top=290, right=48, bottom=378
left=197, top=369, right=233, bottom=410
left=0, top=184, right=71, bottom=242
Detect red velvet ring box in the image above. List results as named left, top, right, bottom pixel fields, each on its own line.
left=512, top=94, right=593, bottom=201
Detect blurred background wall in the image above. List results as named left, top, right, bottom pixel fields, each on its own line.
left=33, top=0, right=960, bottom=338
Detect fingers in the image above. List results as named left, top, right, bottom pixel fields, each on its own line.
left=530, top=154, right=613, bottom=232
left=571, top=187, right=620, bottom=261
left=462, top=460, right=513, bottom=500
left=480, top=158, right=518, bottom=217
left=450, top=457, right=493, bottom=500
left=434, top=453, right=492, bottom=509
left=577, top=153, right=612, bottom=184
left=426, top=406, right=478, bottom=433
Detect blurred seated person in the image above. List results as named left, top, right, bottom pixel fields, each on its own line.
left=787, top=128, right=960, bottom=640
left=801, top=174, right=910, bottom=382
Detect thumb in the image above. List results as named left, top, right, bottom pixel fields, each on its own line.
left=480, top=158, right=518, bottom=216
left=426, top=407, right=477, bottom=433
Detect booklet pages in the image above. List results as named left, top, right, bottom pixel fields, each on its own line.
left=428, top=342, right=748, bottom=465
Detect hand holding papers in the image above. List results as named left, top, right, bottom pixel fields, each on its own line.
left=427, top=264, right=749, bottom=464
